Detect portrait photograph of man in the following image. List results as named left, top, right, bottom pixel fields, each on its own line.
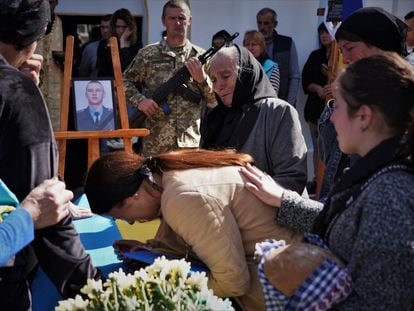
left=74, top=79, right=115, bottom=131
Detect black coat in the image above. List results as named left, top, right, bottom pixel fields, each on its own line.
left=96, top=38, right=141, bottom=77
left=302, top=47, right=328, bottom=123
left=0, top=55, right=100, bottom=310
left=76, top=106, right=114, bottom=131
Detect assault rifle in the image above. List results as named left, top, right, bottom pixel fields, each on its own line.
left=131, top=32, right=239, bottom=127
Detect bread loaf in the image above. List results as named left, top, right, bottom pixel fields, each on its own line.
left=263, top=243, right=344, bottom=297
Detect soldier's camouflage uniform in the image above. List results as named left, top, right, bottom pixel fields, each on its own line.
left=123, top=39, right=216, bottom=156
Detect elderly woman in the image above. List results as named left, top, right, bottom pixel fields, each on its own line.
left=85, top=149, right=303, bottom=310
left=243, top=30, right=280, bottom=95
left=202, top=45, right=307, bottom=194
left=241, top=52, right=414, bottom=309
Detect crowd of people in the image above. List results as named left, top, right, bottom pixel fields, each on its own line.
left=1, top=0, right=413, bottom=310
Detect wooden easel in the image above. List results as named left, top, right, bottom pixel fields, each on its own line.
left=54, top=36, right=150, bottom=177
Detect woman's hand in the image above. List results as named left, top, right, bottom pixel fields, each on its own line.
left=185, top=57, right=206, bottom=84
left=19, top=53, right=43, bottom=85
left=68, top=202, right=93, bottom=220
left=324, top=83, right=332, bottom=99
left=120, top=27, right=132, bottom=48
left=113, top=239, right=152, bottom=259
left=239, top=163, right=285, bottom=207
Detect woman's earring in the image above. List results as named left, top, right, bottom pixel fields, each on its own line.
left=359, top=124, right=368, bottom=132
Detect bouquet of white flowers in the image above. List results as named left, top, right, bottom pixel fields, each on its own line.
left=55, top=256, right=234, bottom=311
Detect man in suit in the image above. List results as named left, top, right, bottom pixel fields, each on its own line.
left=76, top=80, right=114, bottom=131
left=78, top=14, right=112, bottom=78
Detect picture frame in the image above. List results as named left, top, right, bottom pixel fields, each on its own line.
left=73, top=78, right=116, bottom=131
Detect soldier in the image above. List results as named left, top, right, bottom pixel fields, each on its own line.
left=123, top=0, right=216, bottom=156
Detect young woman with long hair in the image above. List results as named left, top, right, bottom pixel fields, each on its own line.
left=85, top=149, right=302, bottom=310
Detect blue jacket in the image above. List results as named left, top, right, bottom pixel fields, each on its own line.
left=0, top=209, right=33, bottom=266
left=0, top=179, right=33, bottom=266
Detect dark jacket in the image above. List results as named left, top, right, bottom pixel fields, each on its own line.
left=277, top=137, right=414, bottom=309
left=96, top=38, right=141, bottom=77
left=202, top=45, right=307, bottom=194
left=268, top=31, right=300, bottom=105
left=318, top=105, right=353, bottom=202
left=0, top=55, right=100, bottom=310
left=76, top=106, right=114, bottom=131
left=302, top=47, right=328, bottom=123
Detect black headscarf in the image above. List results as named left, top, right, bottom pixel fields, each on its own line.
left=0, top=0, right=50, bottom=48
left=335, top=7, right=408, bottom=56
left=85, top=164, right=152, bottom=214
left=202, top=44, right=277, bottom=149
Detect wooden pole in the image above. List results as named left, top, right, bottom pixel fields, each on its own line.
left=109, top=36, right=133, bottom=153
left=57, top=36, right=74, bottom=177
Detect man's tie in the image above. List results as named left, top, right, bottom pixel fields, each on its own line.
left=94, top=112, right=100, bottom=124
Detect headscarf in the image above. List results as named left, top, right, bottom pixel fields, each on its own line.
left=85, top=164, right=153, bottom=214
left=335, top=7, right=408, bottom=56
left=0, top=0, right=50, bottom=48
left=202, top=44, right=276, bottom=149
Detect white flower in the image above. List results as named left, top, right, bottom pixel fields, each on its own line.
left=134, top=268, right=149, bottom=281
left=55, top=295, right=89, bottom=311
left=198, top=288, right=235, bottom=311
left=173, top=258, right=192, bottom=276
left=80, top=278, right=103, bottom=297
left=56, top=257, right=234, bottom=311
left=186, top=271, right=208, bottom=290
left=112, top=268, right=137, bottom=291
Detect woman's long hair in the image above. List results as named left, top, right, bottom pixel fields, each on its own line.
left=85, top=149, right=254, bottom=214
left=145, top=149, right=254, bottom=173
left=110, top=8, right=137, bottom=44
